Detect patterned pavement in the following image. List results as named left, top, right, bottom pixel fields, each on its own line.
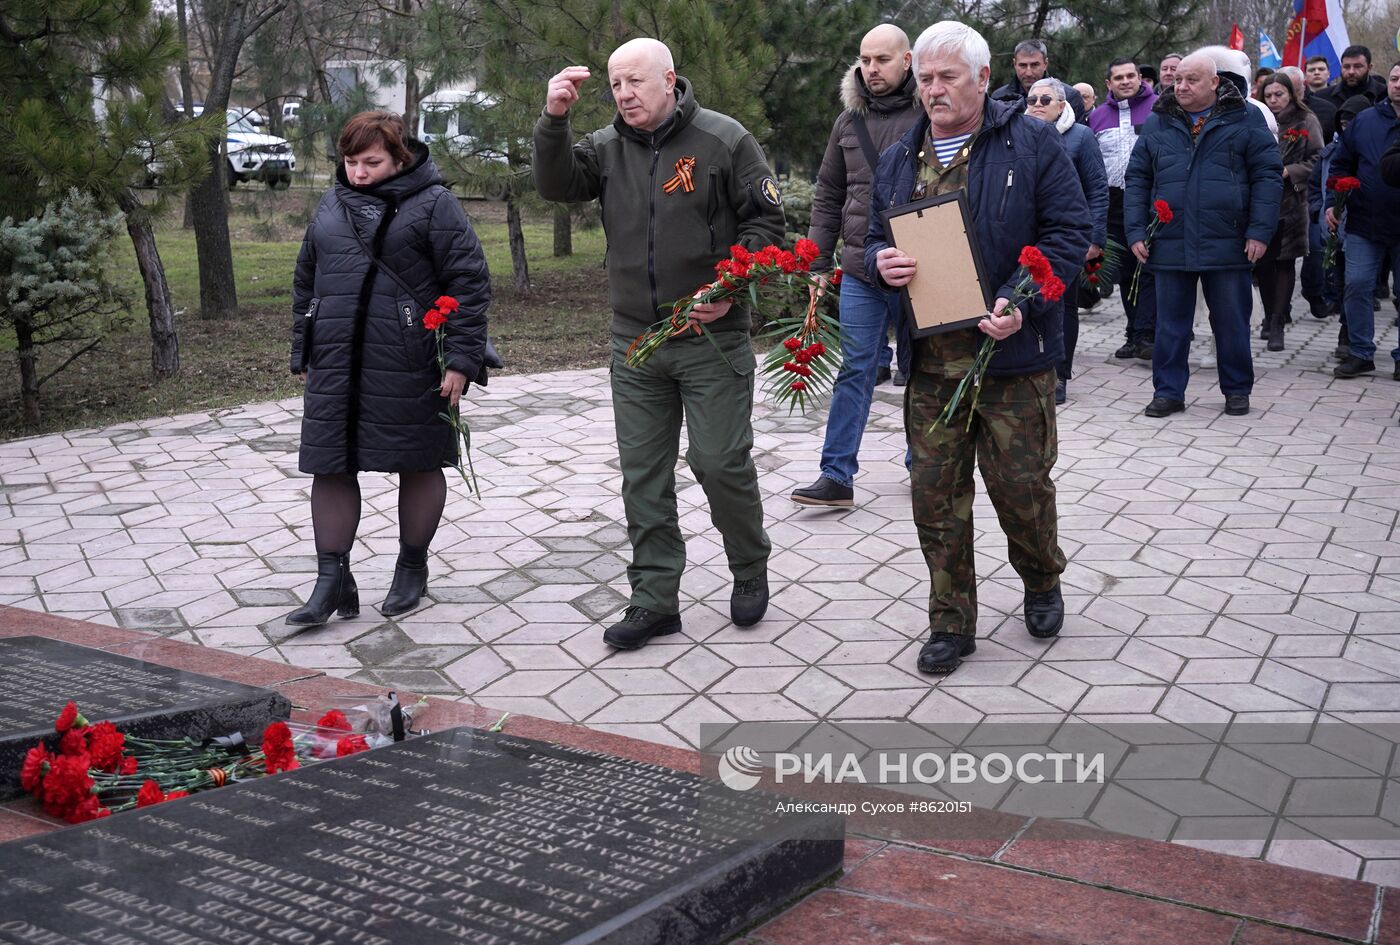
left=2, top=295, right=1399, bottom=879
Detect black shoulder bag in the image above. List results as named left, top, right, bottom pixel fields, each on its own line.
left=341, top=205, right=503, bottom=387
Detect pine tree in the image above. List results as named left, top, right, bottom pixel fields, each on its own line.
left=0, top=191, right=128, bottom=425
left=0, top=0, right=217, bottom=378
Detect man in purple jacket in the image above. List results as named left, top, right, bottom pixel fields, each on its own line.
left=1088, top=58, right=1158, bottom=360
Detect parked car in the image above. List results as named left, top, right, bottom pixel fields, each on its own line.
left=226, top=109, right=295, bottom=189
left=282, top=101, right=301, bottom=125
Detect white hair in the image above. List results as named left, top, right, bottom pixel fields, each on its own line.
left=1194, top=45, right=1243, bottom=81
left=912, top=22, right=991, bottom=78
left=1030, top=77, right=1066, bottom=100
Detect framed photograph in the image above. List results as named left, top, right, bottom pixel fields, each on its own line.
left=880, top=190, right=995, bottom=337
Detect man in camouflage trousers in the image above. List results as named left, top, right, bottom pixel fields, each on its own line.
left=864, top=22, right=1089, bottom=675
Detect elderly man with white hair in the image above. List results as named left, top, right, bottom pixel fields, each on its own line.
left=864, top=22, right=1090, bottom=675
left=1126, top=50, right=1283, bottom=418
left=1199, top=44, right=1279, bottom=139
left=533, top=38, right=786, bottom=649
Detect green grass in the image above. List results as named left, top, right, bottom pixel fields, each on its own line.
left=2, top=199, right=612, bottom=438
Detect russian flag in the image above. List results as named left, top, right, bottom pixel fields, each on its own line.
left=1282, top=0, right=1351, bottom=76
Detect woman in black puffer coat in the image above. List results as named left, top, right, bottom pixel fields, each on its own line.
left=286, top=111, right=490, bottom=627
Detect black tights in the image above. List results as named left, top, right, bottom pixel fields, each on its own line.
left=311, top=470, right=446, bottom=555
left=1256, top=255, right=1297, bottom=322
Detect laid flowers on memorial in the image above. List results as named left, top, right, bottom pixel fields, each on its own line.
left=1129, top=199, right=1173, bottom=304
left=15, top=701, right=348, bottom=822
left=1323, top=176, right=1361, bottom=270
left=625, top=239, right=842, bottom=411
left=932, top=246, right=1065, bottom=433
left=422, top=294, right=480, bottom=496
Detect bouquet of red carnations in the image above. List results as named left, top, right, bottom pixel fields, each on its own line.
left=626, top=240, right=843, bottom=412
left=932, top=246, right=1065, bottom=432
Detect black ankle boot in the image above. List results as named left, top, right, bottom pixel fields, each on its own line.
left=1266, top=314, right=1284, bottom=352
left=286, top=552, right=359, bottom=626
left=380, top=543, right=429, bottom=617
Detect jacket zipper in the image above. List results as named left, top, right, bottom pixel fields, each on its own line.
left=647, top=148, right=661, bottom=317
left=997, top=168, right=1014, bottom=219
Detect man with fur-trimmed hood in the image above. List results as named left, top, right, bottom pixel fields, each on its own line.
left=791, top=24, right=924, bottom=510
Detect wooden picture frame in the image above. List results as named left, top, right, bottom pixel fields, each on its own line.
left=880, top=190, right=995, bottom=337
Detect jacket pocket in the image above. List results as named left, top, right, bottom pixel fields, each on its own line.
left=398, top=299, right=435, bottom=370
left=297, top=298, right=320, bottom=371
left=996, top=167, right=1015, bottom=222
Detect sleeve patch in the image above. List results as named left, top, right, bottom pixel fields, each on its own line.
left=760, top=177, right=782, bottom=206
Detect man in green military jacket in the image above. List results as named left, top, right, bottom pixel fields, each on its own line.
left=533, top=38, right=786, bottom=650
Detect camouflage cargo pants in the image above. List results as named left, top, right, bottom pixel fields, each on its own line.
left=905, top=368, right=1066, bottom=637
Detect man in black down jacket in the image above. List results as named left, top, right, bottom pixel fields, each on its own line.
left=790, top=23, right=923, bottom=509
left=533, top=38, right=786, bottom=650
left=865, top=21, right=1091, bottom=675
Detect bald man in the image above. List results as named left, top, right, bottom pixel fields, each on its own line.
left=792, top=23, right=923, bottom=509
left=1074, top=81, right=1097, bottom=114
left=533, top=39, right=786, bottom=650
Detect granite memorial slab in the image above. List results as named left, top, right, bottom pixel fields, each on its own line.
left=0, top=636, right=291, bottom=800
left=0, top=728, right=845, bottom=945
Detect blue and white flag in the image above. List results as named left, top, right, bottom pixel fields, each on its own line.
left=1259, top=30, right=1283, bottom=69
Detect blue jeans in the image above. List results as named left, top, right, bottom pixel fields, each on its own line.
left=818, top=276, right=910, bottom=487
left=1153, top=269, right=1254, bottom=402
left=1343, top=233, right=1400, bottom=362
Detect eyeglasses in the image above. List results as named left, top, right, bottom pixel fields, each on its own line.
left=1028, top=95, right=1058, bottom=106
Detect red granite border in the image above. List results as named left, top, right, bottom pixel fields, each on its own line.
left=0, top=607, right=1392, bottom=945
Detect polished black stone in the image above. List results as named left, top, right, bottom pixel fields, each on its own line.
left=0, top=635, right=291, bottom=800
left=0, top=728, right=845, bottom=945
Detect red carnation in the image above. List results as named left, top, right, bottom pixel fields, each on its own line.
left=1040, top=276, right=1067, bottom=303
left=136, top=780, right=165, bottom=808
left=423, top=308, right=447, bottom=331
left=790, top=380, right=807, bottom=392
left=830, top=268, right=843, bottom=286
left=54, top=701, right=87, bottom=733
left=336, top=735, right=370, bottom=757
left=794, top=238, right=820, bottom=264
left=753, top=246, right=779, bottom=268
left=433, top=295, right=460, bottom=313
left=729, top=245, right=751, bottom=265
left=1153, top=199, right=1174, bottom=224
left=783, top=338, right=801, bottom=351
left=261, top=722, right=299, bottom=774
left=120, top=756, right=138, bottom=776
left=68, top=795, right=109, bottom=824
left=58, top=728, right=87, bottom=757
left=809, top=342, right=826, bottom=356
left=1332, top=176, right=1361, bottom=193
left=86, top=721, right=126, bottom=773
left=777, top=250, right=798, bottom=273
left=20, top=746, right=53, bottom=794
left=317, top=710, right=352, bottom=732
left=41, top=754, right=94, bottom=819
left=166, top=790, right=188, bottom=800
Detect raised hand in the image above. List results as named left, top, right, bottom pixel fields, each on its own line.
left=546, top=67, right=591, bottom=117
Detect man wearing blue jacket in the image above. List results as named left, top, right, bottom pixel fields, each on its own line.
left=865, top=21, right=1090, bottom=675
left=1126, top=51, right=1283, bottom=418
left=1326, top=63, right=1400, bottom=381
